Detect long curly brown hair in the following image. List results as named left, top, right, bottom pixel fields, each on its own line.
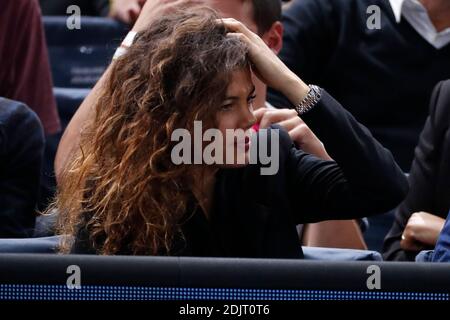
left=54, top=7, right=249, bottom=255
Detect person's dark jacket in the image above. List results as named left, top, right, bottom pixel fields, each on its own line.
left=268, top=0, right=450, bottom=171
left=72, top=89, right=408, bottom=257
left=0, top=98, right=45, bottom=237
left=383, top=80, right=450, bottom=261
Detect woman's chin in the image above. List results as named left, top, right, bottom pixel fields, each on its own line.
left=219, top=163, right=249, bottom=169
left=217, top=152, right=251, bottom=168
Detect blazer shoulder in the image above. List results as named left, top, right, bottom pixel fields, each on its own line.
left=440, top=79, right=450, bottom=91
left=429, top=80, right=450, bottom=129
left=0, top=97, right=41, bottom=128
left=0, top=98, right=44, bottom=155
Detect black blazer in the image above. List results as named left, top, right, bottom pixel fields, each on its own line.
left=72, top=90, right=408, bottom=258
left=383, top=80, right=450, bottom=261
left=0, top=98, right=44, bottom=237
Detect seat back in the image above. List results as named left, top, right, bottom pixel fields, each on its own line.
left=302, top=246, right=382, bottom=261
left=44, top=16, right=128, bottom=88
left=0, top=236, right=61, bottom=253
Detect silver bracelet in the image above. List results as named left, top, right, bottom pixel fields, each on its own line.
left=294, top=85, right=322, bottom=115
left=112, top=31, right=138, bottom=60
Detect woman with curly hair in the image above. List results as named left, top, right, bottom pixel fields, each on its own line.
left=54, top=8, right=408, bottom=258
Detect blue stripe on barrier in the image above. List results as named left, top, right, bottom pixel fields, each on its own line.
left=0, top=284, right=448, bottom=301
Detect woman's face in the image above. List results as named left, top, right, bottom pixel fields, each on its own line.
left=215, top=67, right=257, bottom=168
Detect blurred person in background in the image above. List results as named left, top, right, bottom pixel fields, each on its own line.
left=0, top=0, right=60, bottom=135
left=384, top=80, right=450, bottom=261
left=269, top=0, right=450, bottom=172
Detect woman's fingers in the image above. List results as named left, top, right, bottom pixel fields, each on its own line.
left=219, top=18, right=254, bottom=38
left=288, top=124, right=311, bottom=143
left=220, top=17, right=308, bottom=102
left=278, top=117, right=303, bottom=132
left=253, top=108, right=269, bottom=123
left=254, top=108, right=299, bottom=129
left=226, top=32, right=252, bottom=46
left=259, top=109, right=298, bottom=128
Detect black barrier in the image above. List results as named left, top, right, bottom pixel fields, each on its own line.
left=0, top=254, right=449, bottom=301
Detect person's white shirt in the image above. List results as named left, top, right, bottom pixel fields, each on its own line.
left=389, top=0, right=450, bottom=49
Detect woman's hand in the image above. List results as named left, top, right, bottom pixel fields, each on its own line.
left=220, top=18, right=310, bottom=105
left=253, top=108, right=332, bottom=160
left=400, top=212, right=446, bottom=251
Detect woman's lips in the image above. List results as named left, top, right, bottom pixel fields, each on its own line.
left=235, top=135, right=251, bottom=151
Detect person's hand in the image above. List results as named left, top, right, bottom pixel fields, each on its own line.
left=220, top=18, right=310, bottom=105
left=109, top=0, right=146, bottom=25
left=132, top=0, right=205, bottom=32
left=253, top=108, right=332, bottom=160
left=400, top=212, right=446, bottom=251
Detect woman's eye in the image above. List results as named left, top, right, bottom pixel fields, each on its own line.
left=220, top=104, right=234, bottom=111
left=248, top=95, right=257, bottom=104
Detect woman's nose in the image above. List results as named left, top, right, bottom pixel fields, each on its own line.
left=241, top=105, right=257, bottom=130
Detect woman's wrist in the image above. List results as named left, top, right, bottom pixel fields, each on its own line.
left=280, top=72, right=310, bottom=107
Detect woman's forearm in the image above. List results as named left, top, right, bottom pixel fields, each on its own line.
left=54, top=67, right=111, bottom=182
